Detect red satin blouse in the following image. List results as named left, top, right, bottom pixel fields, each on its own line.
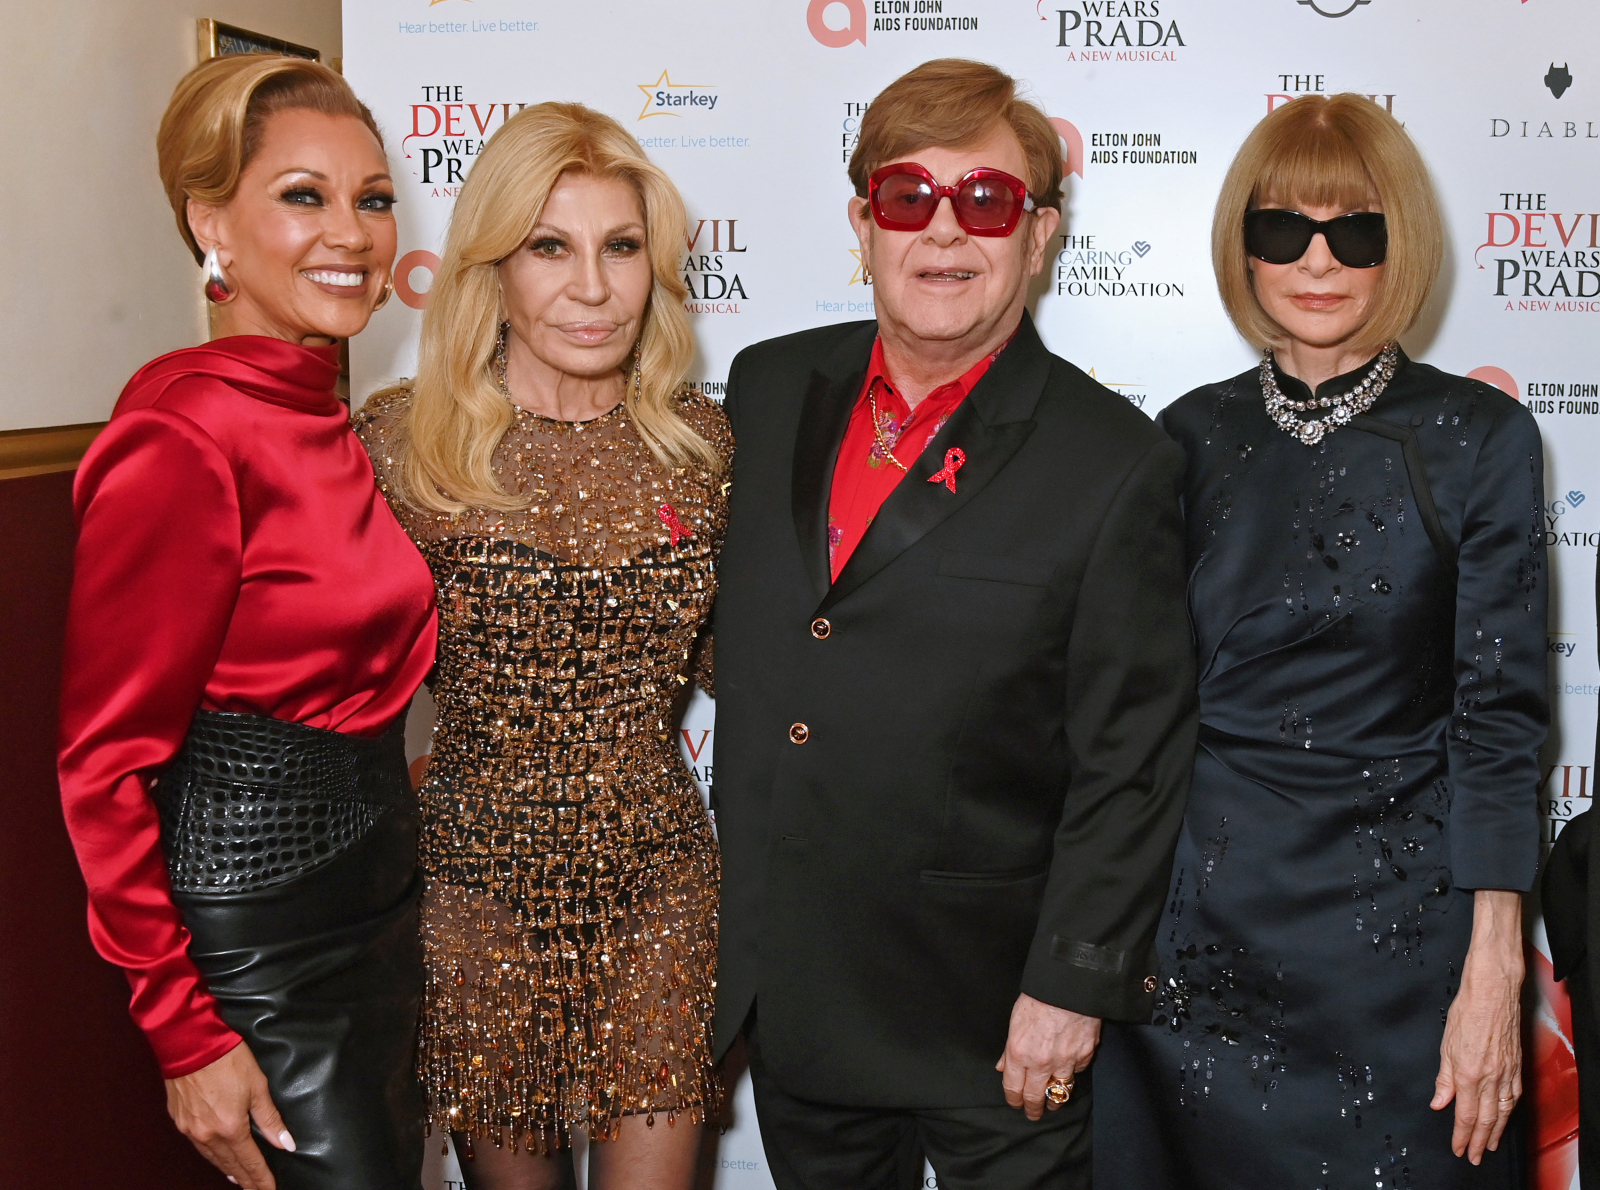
left=57, top=336, right=438, bottom=1078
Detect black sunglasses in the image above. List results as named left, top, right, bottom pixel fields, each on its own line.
left=1244, top=209, right=1388, bottom=268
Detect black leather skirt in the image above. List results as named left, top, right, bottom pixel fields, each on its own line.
left=156, top=710, right=424, bottom=1190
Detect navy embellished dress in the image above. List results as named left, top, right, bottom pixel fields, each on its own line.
left=1094, top=351, right=1546, bottom=1189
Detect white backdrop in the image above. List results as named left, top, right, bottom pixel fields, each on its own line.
left=346, top=1, right=1600, bottom=1185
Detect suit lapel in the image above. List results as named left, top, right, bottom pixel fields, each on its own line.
left=817, top=314, right=1051, bottom=616
left=791, top=327, right=875, bottom=600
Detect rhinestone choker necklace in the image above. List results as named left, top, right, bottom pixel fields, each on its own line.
left=1260, top=343, right=1399, bottom=446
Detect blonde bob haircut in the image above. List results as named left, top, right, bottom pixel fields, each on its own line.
left=394, top=101, right=716, bottom=514
left=848, top=58, right=1064, bottom=212
left=157, top=54, right=383, bottom=264
left=1213, top=94, right=1443, bottom=355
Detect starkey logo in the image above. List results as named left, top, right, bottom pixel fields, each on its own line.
left=849, top=248, right=871, bottom=286
left=638, top=71, right=719, bottom=119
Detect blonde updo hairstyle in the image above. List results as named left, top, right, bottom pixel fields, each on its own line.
left=156, top=54, right=384, bottom=264
left=390, top=101, right=716, bottom=515
left=1213, top=94, right=1444, bottom=355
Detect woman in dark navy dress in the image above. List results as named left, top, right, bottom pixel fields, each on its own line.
left=1095, top=95, right=1545, bottom=1189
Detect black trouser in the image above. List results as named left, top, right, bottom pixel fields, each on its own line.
left=1564, top=964, right=1600, bottom=1189
left=745, top=1018, right=1091, bottom=1190
left=1546, top=809, right=1600, bottom=1187
left=1548, top=802, right=1600, bottom=1183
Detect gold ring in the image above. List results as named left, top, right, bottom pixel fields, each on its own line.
left=1498, top=1096, right=1516, bottom=1103
left=1044, top=1077, right=1074, bottom=1105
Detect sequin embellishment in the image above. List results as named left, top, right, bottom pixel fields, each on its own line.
left=356, top=390, right=729, bottom=1154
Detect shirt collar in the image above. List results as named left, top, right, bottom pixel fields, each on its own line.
left=118, top=335, right=345, bottom=418
left=865, top=330, right=1016, bottom=409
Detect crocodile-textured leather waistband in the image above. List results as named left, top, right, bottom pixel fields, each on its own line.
left=154, top=710, right=412, bottom=893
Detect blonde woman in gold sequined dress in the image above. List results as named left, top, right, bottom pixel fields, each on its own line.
left=356, top=103, right=729, bottom=1190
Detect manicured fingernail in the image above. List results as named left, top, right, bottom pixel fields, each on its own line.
left=280, top=1130, right=297, bottom=1152
left=227, top=1179, right=238, bottom=1185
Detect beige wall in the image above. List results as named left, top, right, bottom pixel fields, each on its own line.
left=0, top=0, right=343, bottom=431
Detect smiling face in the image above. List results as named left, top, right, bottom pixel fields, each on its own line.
left=1248, top=198, right=1386, bottom=354
left=187, top=108, right=397, bottom=343
left=496, top=171, right=654, bottom=386
left=849, top=124, right=1059, bottom=359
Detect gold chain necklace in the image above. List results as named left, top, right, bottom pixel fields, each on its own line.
left=869, top=381, right=909, bottom=473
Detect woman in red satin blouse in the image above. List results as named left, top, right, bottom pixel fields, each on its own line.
left=56, top=56, right=436, bottom=1190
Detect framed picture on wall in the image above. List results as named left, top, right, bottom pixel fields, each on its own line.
left=196, top=18, right=321, bottom=63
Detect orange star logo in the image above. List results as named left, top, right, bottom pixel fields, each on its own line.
left=1086, top=368, right=1146, bottom=395
left=637, top=70, right=713, bottom=120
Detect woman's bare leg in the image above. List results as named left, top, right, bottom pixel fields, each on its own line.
left=589, top=1116, right=703, bottom=1190
left=454, top=1133, right=578, bottom=1190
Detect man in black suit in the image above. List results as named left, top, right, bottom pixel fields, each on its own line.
left=711, top=58, right=1197, bottom=1189
left=1543, top=542, right=1600, bottom=1185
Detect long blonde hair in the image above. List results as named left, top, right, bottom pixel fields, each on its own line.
left=393, top=102, right=716, bottom=514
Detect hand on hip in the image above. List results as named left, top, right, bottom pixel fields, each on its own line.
left=165, top=1041, right=295, bottom=1190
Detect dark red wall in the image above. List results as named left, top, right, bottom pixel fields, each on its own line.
left=0, top=471, right=216, bottom=1189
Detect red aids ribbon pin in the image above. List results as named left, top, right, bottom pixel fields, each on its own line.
left=658, top=503, right=695, bottom=547
left=927, top=447, right=966, bottom=493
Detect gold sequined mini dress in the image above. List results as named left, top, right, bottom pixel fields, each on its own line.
left=356, top=389, right=729, bottom=1155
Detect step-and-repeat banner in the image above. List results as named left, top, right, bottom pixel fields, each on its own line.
left=346, top=1, right=1598, bottom=1185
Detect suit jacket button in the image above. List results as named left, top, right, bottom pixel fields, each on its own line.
left=810, top=617, right=831, bottom=639
left=1144, top=975, right=1158, bottom=993
left=789, top=722, right=810, bottom=744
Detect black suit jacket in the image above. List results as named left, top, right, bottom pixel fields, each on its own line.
left=1544, top=541, right=1600, bottom=995
left=1539, top=543, right=1600, bottom=1185
left=712, top=314, right=1197, bottom=1107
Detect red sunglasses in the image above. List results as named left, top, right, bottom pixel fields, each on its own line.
left=867, top=163, right=1038, bottom=237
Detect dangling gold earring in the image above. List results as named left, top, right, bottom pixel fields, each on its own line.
left=203, top=247, right=235, bottom=304
left=371, top=273, right=394, bottom=311
left=492, top=321, right=512, bottom=398
left=630, top=340, right=643, bottom=406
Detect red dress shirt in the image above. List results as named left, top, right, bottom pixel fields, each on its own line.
left=827, top=337, right=999, bottom=579
left=57, top=336, right=438, bottom=1078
